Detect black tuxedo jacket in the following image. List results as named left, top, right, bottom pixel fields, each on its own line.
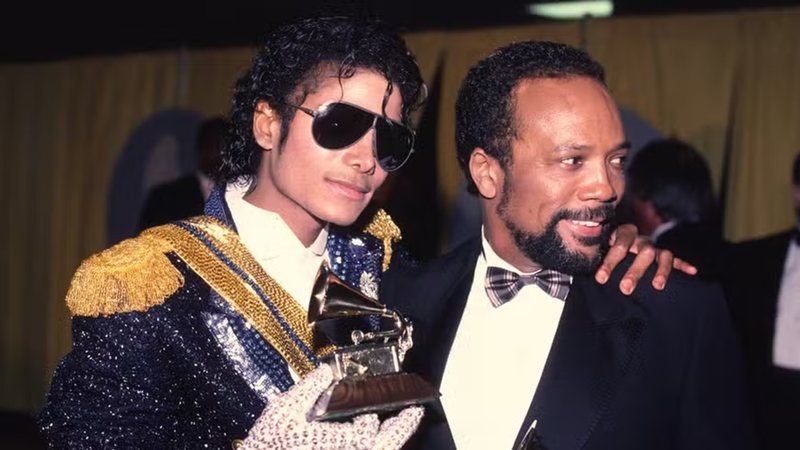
left=381, top=239, right=755, bottom=450
left=724, top=230, right=800, bottom=450
left=655, top=221, right=727, bottom=282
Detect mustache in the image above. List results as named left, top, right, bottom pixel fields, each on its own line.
left=552, top=205, right=616, bottom=223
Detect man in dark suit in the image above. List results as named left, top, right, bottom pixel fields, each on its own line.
left=138, top=116, right=225, bottom=230
left=625, top=138, right=726, bottom=281
left=724, top=153, right=800, bottom=450
left=381, top=41, right=753, bottom=449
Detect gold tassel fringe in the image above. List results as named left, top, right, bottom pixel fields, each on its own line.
left=66, top=230, right=184, bottom=317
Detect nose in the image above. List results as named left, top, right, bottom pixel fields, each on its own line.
left=342, top=127, right=378, bottom=174
left=577, top=163, right=620, bottom=204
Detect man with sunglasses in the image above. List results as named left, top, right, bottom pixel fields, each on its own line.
left=40, top=17, right=692, bottom=450
left=380, top=41, right=754, bottom=449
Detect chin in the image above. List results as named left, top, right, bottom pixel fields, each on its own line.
left=320, top=209, right=364, bottom=227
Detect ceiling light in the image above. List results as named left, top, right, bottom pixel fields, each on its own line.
left=527, top=1, right=614, bottom=20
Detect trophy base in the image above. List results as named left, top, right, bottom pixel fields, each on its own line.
left=308, top=372, right=440, bottom=421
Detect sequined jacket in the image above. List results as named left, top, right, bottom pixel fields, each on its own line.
left=39, top=187, right=402, bottom=449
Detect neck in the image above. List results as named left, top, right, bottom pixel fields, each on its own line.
left=244, top=183, right=325, bottom=248
left=483, top=219, right=542, bottom=273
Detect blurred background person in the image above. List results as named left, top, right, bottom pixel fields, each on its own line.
left=138, top=116, right=225, bottom=230
left=724, top=152, right=800, bottom=450
left=625, top=138, right=725, bottom=280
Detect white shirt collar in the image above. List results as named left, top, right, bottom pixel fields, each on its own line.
left=651, top=219, right=678, bottom=244
left=225, top=182, right=328, bottom=262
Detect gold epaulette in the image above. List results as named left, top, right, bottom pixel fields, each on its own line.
left=363, top=208, right=402, bottom=272
left=66, top=228, right=184, bottom=317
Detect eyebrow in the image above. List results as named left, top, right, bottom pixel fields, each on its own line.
left=614, top=140, right=632, bottom=151
left=555, top=140, right=631, bottom=153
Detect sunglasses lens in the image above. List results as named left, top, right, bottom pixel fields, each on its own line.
left=375, top=119, right=414, bottom=171
left=311, top=103, right=374, bottom=149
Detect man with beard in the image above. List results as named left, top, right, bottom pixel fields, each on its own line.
left=380, top=41, right=754, bottom=450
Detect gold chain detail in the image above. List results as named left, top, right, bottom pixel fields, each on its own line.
left=150, top=218, right=334, bottom=377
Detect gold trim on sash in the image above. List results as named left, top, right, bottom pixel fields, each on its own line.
left=147, top=217, right=334, bottom=377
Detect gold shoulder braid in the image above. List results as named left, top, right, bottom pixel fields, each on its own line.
left=66, top=229, right=183, bottom=317
left=363, top=208, right=402, bottom=272
left=149, top=217, right=333, bottom=377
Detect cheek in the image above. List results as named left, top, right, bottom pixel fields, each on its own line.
left=373, top=169, right=389, bottom=189
left=507, top=178, right=557, bottom=227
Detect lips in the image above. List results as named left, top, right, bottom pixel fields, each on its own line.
left=328, top=178, right=371, bottom=200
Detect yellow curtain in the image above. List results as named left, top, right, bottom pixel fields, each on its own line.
left=0, top=52, right=180, bottom=412
left=585, top=8, right=800, bottom=240
left=1, top=7, right=799, bottom=414
left=182, top=46, right=255, bottom=116
left=586, top=13, right=740, bottom=198
left=726, top=9, right=800, bottom=239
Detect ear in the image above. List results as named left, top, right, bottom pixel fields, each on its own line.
left=469, top=148, right=503, bottom=199
left=252, top=101, right=281, bottom=151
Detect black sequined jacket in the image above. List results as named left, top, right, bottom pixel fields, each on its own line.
left=39, top=186, right=401, bottom=449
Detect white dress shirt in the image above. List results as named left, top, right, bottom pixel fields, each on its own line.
left=439, top=229, right=567, bottom=450
left=773, top=233, right=800, bottom=370
left=225, top=183, right=328, bottom=380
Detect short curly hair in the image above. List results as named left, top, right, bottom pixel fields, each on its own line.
left=455, top=41, right=606, bottom=194
left=218, top=16, right=426, bottom=186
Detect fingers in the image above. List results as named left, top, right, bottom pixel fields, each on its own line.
left=651, top=251, right=697, bottom=289
left=618, top=244, right=657, bottom=295
left=373, top=406, right=425, bottom=450
left=631, top=234, right=652, bottom=254
left=353, top=413, right=381, bottom=434
left=673, top=256, right=698, bottom=276
left=651, top=248, right=674, bottom=291
left=595, top=226, right=637, bottom=284
left=609, top=223, right=638, bottom=248
left=289, top=363, right=334, bottom=413
left=350, top=414, right=381, bottom=450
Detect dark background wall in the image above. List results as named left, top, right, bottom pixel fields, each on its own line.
left=2, top=0, right=800, bottom=62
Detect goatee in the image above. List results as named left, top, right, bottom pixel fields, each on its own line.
left=498, top=185, right=615, bottom=275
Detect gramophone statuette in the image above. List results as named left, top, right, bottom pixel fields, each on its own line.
left=307, top=264, right=439, bottom=421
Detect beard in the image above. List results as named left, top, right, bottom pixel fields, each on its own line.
left=497, top=182, right=616, bottom=275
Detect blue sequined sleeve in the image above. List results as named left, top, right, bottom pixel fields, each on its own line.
left=39, top=313, right=178, bottom=448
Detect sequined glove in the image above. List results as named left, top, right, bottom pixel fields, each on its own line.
left=238, top=364, right=424, bottom=450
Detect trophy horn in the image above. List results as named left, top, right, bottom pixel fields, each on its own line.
left=309, top=264, right=401, bottom=332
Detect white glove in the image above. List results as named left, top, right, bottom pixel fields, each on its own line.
left=238, top=364, right=424, bottom=450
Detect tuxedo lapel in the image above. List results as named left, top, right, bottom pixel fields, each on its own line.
left=406, top=241, right=481, bottom=388
left=516, top=277, right=646, bottom=450
left=390, top=241, right=480, bottom=450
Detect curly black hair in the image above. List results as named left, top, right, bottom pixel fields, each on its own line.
left=455, top=41, right=606, bottom=194
left=218, top=16, right=426, bottom=187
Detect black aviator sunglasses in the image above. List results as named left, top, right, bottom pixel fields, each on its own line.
left=286, top=101, right=415, bottom=172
